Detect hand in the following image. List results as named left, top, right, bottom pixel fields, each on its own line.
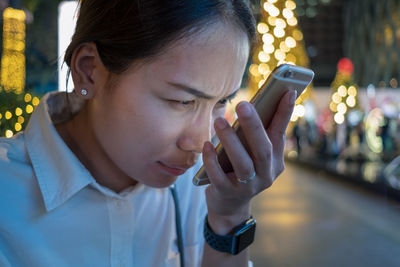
left=202, top=90, right=297, bottom=233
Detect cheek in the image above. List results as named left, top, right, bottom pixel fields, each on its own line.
left=91, top=96, right=182, bottom=166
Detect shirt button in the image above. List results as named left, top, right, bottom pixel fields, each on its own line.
left=115, top=200, right=123, bottom=208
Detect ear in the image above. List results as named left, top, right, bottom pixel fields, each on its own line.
left=70, top=42, right=107, bottom=99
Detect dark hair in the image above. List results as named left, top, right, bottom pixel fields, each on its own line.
left=64, top=0, right=256, bottom=74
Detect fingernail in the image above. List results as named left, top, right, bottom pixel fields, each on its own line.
left=237, top=102, right=252, bottom=117
left=215, top=117, right=228, bottom=130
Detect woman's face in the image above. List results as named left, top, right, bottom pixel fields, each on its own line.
left=88, top=24, right=250, bottom=188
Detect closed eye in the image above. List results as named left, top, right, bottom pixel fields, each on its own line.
left=168, top=99, right=196, bottom=109
left=215, top=90, right=238, bottom=107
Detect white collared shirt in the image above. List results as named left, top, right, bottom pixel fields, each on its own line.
left=0, top=92, right=207, bottom=267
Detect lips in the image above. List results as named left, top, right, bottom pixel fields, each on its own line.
left=158, top=161, right=191, bottom=176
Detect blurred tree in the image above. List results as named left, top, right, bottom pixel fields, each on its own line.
left=22, top=0, right=64, bottom=92
left=246, top=0, right=312, bottom=124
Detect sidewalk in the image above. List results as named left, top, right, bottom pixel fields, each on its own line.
left=250, top=161, right=400, bottom=267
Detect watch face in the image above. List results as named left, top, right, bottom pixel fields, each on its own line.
left=235, top=221, right=256, bottom=254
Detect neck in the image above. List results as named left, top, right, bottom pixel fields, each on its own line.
left=55, top=107, right=137, bottom=193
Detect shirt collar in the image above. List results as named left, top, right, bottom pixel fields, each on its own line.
left=24, top=91, right=95, bottom=212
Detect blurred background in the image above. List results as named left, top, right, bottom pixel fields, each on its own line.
left=0, top=0, right=399, bottom=266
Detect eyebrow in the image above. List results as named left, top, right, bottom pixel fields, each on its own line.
left=168, top=82, right=239, bottom=100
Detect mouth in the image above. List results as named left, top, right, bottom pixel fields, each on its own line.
left=157, top=161, right=190, bottom=176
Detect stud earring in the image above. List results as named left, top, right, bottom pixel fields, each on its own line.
left=80, top=88, right=88, bottom=96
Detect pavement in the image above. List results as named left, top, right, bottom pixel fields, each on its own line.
left=250, top=161, right=400, bottom=267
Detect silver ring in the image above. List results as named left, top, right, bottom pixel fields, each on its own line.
left=237, top=171, right=256, bottom=184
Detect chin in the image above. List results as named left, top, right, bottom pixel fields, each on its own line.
left=142, top=173, right=179, bottom=188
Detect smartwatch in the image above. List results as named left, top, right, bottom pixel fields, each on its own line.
left=203, top=215, right=256, bottom=255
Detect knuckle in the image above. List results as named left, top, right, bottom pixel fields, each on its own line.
left=253, top=145, right=271, bottom=161
left=242, top=117, right=264, bottom=132
left=203, top=153, right=214, bottom=165
left=273, top=129, right=286, bottom=141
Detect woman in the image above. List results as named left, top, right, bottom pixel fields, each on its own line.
left=0, top=0, right=296, bottom=266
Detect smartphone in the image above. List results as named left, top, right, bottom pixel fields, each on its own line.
left=192, top=64, right=314, bottom=186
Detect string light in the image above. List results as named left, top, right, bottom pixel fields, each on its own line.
left=283, top=8, right=294, bottom=19
left=329, top=58, right=359, bottom=125
left=5, top=111, right=12, bottom=120
left=337, top=103, right=347, bottom=114
left=348, top=86, right=357, bottom=96
left=249, top=64, right=260, bottom=77
left=268, top=16, right=277, bottom=26
left=285, top=0, right=296, bottom=10
left=285, top=36, right=296, bottom=48
left=293, top=29, right=303, bottom=40
left=258, top=63, right=270, bottom=75
left=5, top=130, right=13, bottom=138
left=334, top=113, right=345, bottom=124
left=257, top=23, right=269, bottom=34
left=264, top=2, right=280, bottom=17
left=0, top=8, right=35, bottom=138
left=1, top=92, right=40, bottom=137
left=332, top=92, right=341, bottom=103
left=15, top=107, right=23, bottom=116
left=287, top=17, right=298, bottom=26
left=346, top=96, right=356, bottom=107
left=32, top=97, right=40, bottom=106
left=274, top=49, right=286, bottom=61
left=17, top=116, right=24, bottom=124
left=247, top=0, right=312, bottom=117
left=279, top=41, right=290, bottom=52
left=263, top=44, right=275, bottom=54
left=0, top=8, right=26, bottom=94
left=24, top=93, right=32, bottom=102
left=258, top=51, right=270, bottom=62
left=15, top=122, right=22, bottom=131
left=275, top=18, right=286, bottom=28
left=338, top=85, right=347, bottom=97
left=262, top=33, right=274, bottom=44
left=26, top=104, right=34, bottom=114
left=273, top=27, right=285, bottom=38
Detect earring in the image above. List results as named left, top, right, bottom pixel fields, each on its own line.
left=80, top=88, right=88, bottom=96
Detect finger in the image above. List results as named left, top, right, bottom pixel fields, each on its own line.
left=202, top=141, right=234, bottom=188
left=213, top=117, right=255, bottom=180
left=266, top=90, right=296, bottom=157
left=235, top=101, right=272, bottom=173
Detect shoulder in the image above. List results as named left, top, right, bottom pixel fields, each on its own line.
left=0, top=132, right=43, bottom=221
left=0, top=133, right=30, bottom=170
left=0, top=132, right=36, bottom=194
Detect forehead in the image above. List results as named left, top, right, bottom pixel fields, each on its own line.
left=143, top=23, right=250, bottom=94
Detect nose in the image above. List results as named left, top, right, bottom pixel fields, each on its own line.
left=177, top=113, right=213, bottom=153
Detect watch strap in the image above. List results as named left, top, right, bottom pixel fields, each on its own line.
left=203, top=215, right=256, bottom=255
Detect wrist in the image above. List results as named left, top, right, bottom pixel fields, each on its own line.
left=203, top=214, right=256, bottom=255
left=206, top=206, right=251, bottom=235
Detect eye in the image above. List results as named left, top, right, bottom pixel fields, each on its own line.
left=215, top=98, right=231, bottom=108
left=180, top=100, right=195, bottom=106
left=168, top=99, right=196, bottom=109
left=218, top=99, right=228, bottom=105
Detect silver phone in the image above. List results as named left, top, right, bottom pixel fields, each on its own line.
left=192, top=64, right=314, bottom=186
